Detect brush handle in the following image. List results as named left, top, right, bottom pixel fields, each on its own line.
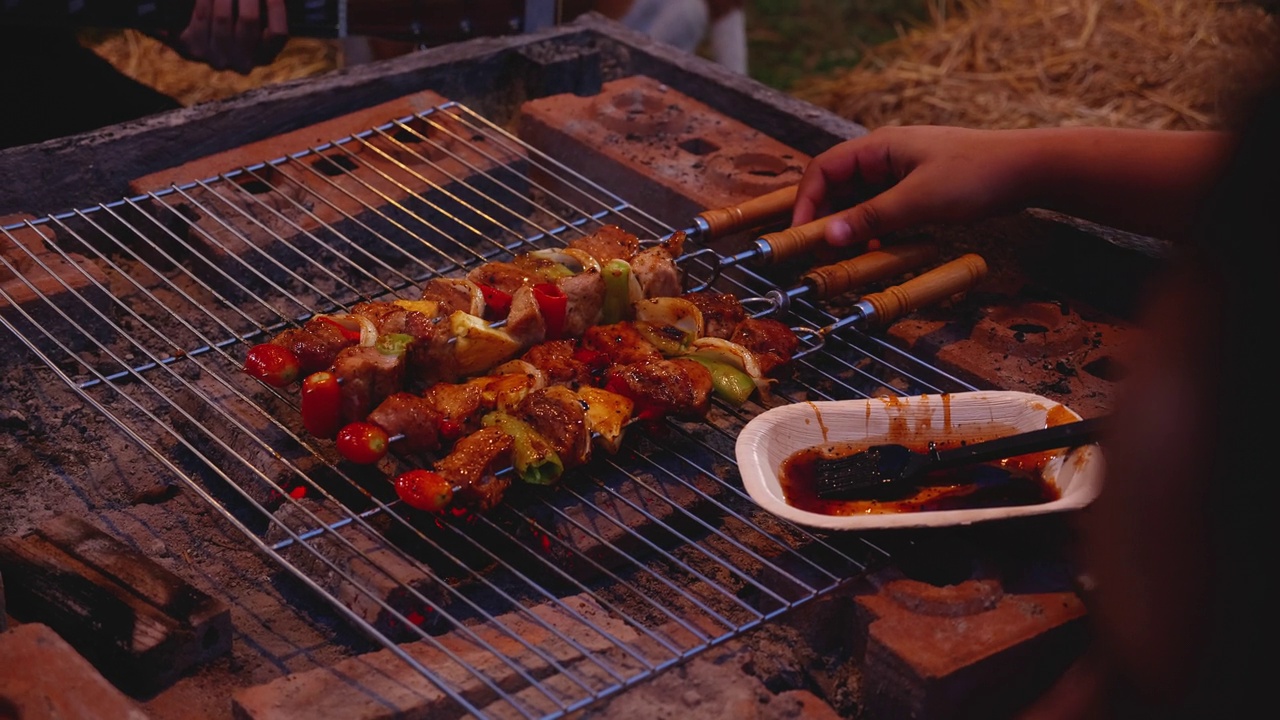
left=929, top=415, right=1109, bottom=471
left=856, top=253, right=988, bottom=327
left=801, top=242, right=940, bottom=299
left=695, top=185, right=797, bottom=240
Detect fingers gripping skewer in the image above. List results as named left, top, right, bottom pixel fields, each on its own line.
left=677, top=186, right=878, bottom=291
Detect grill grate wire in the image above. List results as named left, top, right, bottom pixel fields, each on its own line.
left=0, top=101, right=978, bottom=718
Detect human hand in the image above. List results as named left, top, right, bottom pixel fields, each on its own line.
left=174, top=0, right=289, bottom=74
left=792, top=125, right=1043, bottom=247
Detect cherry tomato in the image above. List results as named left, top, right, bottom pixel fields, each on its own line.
left=300, top=371, right=342, bottom=439
left=244, top=344, right=300, bottom=387
left=335, top=422, right=390, bottom=464
left=393, top=469, right=455, bottom=512
left=438, top=417, right=465, bottom=442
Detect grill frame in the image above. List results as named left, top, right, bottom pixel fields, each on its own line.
left=1, top=92, right=983, bottom=717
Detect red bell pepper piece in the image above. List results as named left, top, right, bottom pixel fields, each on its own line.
left=533, top=282, right=568, bottom=340
left=572, top=347, right=610, bottom=372
left=478, top=283, right=512, bottom=319
left=604, top=376, right=667, bottom=422
left=315, top=315, right=364, bottom=343
left=300, top=371, right=342, bottom=439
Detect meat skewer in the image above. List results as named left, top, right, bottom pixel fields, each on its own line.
left=388, top=333, right=744, bottom=514
left=242, top=225, right=685, bottom=389
left=384, top=252, right=991, bottom=515
left=241, top=180, right=857, bottom=390
left=333, top=306, right=760, bottom=467
left=332, top=246, right=983, bottom=469
left=268, top=240, right=944, bottom=440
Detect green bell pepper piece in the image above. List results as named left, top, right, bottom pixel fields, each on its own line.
left=601, top=258, right=632, bottom=324
left=375, top=332, right=415, bottom=357
left=482, top=412, right=564, bottom=485
left=688, top=356, right=756, bottom=407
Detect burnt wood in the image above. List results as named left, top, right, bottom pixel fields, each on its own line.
left=0, top=513, right=233, bottom=696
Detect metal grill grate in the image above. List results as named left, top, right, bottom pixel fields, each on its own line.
left=0, top=101, right=978, bottom=718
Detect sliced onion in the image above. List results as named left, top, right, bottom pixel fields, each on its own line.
left=689, top=337, right=775, bottom=397
left=627, top=266, right=645, bottom=305
left=491, top=359, right=548, bottom=390
left=633, top=297, right=704, bottom=342
left=355, top=314, right=378, bottom=347
left=527, top=248, right=601, bottom=275
left=316, top=313, right=378, bottom=347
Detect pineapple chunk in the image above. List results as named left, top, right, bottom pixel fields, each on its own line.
left=450, top=311, right=522, bottom=376
left=578, top=386, right=635, bottom=454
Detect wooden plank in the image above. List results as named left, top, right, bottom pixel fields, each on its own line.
left=0, top=514, right=233, bottom=695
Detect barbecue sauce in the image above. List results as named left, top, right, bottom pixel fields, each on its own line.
left=779, top=436, right=1062, bottom=516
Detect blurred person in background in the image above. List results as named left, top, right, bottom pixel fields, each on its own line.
left=347, top=1, right=749, bottom=75
left=789, top=62, right=1273, bottom=719
left=0, top=0, right=287, bottom=149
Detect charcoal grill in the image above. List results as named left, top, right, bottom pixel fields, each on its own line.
left=0, top=87, right=988, bottom=716
left=0, top=14, right=1134, bottom=719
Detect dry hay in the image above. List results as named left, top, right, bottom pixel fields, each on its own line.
left=793, top=0, right=1280, bottom=130
left=81, top=30, right=343, bottom=107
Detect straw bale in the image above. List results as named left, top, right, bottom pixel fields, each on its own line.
left=81, top=30, right=342, bottom=107
left=793, top=0, right=1280, bottom=130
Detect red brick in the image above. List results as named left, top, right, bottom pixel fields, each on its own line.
left=129, top=91, right=454, bottom=195
left=518, top=75, right=808, bottom=244
left=0, top=623, right=151, bottom=720
left=1, top=215, right=109, bottom=309
left=231, top=594, right=640, bottom=720
left=856, top=573, right=1086, bottom=719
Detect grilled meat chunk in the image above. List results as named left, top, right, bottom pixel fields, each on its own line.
left=368, top=392, right=441, bottom=454
left=582, top=322, right=663, bottom=367
left=422, top=381, right=486, bottom=439
left=468, top=261, right=532, bottom=297
left=332, top=345, right=407, bottom=424
left=568, top=224, right=640, bottom=262
left=557, top=268, right=606, bottom=338
left=421, top=278, right=481, bottom=316
left=605, top=358, right=713, bottom=420
left=269, top=317, right=353, bottom=374
left=729, top=317, right=800, bottom=375
left=630, top=245, right=682, bottom=300
left=354, top=300, right=452, bottom=384
left=684, top=292, right=747, bottom=339
left=436, top=426, right=515, bottom=512
left=504, top=285, right=547, bottom=347
left=513, top=386, right=591, bottom=468
left=520, top=340, right=595, bottom=389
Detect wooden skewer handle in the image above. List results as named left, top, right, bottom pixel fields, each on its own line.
left=859, top=253, right=988, bottom=328
left=755, top=214, right=847, bottom=266
left=695, top=186, right=798, bottom=240
left=801, top=242, right=940, bottom=299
